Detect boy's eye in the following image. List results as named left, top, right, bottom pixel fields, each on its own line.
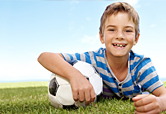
left=108, top=29, right=115, bottom=31
left=126, top=30, right=132, bottom=32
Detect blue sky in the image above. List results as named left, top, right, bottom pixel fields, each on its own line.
left=0, top=0, right=166, bottom=82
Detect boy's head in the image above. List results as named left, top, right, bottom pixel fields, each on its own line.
left=99, top=2, right=140, bottom=38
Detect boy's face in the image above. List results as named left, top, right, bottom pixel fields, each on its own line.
left=100, top=12, right=139, bottom=58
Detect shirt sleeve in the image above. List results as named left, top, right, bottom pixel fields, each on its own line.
left=61, top=48, right=105, bottom=66
left=136, top=57, right=163, bottom=93
left=61, top=52, right=92, bottom=64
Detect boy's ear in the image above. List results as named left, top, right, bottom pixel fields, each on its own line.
left=134, top=33, right=140, bottom=45
left=99, top=32, right=105, bottom=44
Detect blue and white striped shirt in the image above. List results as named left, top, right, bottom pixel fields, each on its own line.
left=61, top=48, right=163, bottom=98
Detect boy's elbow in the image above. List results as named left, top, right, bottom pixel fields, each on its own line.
left=37, top=52, right=47, bottom=63
left=37, top=52, right=64, bottom=63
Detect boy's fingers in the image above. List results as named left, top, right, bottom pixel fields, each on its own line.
left=135, top=100, right=156, bottom=112
left=85, top=86, right=96, bottom=105
left=132, top=94, right=149, bottom=101
left=78, top=89, right=85, bottom=102
left=135, top=109, right=159, bottom=114
left=72, top=89, right=78, bottom=101
left=85, top=90, right=91, bottom=105
left=134, top=95, right=156, bottom=107
left=90, top=89, right=96, bottom=103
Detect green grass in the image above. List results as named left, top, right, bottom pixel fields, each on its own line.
left=0, top=81, right=166, bottom=114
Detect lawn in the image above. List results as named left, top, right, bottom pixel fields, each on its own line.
left=0, top=81, right=166, bottom=114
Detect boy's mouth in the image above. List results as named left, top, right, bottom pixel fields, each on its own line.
left=112, top=43, right=127, bottom=47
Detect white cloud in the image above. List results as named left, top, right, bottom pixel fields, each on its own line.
left=69, top=26, right=74, bottom=31
left=80, top=35, right=105, bottom=52
left=81, top=35, right=99, bottom=45
left=150, top=24, right=156, bottom=28
left=86, top=17, right=91, bottom=21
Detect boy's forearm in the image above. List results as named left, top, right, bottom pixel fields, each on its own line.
left=37, top=52, right=81, bottom=81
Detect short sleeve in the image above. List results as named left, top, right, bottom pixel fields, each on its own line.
left=136, top=58, right=163, bottom=93
left=61, top=52, right=92, bottom=64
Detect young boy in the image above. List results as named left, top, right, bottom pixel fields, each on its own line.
left=38, top=2, right=166, bottom=113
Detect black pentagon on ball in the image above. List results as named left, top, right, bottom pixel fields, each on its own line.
left=86, top=77, right=89, bottom=81
left=49, top=77, right=59, bottom=96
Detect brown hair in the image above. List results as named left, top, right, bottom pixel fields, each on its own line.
left=99, top=2, right=140, bottom=37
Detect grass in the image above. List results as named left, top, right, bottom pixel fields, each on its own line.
left=0, top=81, right=166, bottom=114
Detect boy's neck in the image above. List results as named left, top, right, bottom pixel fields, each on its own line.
left=106, top=52, right=129, bottom=82
left=106, top=53, right=128, bottom=69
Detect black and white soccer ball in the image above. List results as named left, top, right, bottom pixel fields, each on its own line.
left=48, top=60, right=103, bottom=108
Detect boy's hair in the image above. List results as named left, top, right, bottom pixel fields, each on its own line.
left=99, top=2, right=140, bottom=37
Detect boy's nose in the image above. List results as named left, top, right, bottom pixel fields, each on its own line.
left=116, top=31, right=124, bottom=40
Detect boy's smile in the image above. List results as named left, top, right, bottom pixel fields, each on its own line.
left=112, top=43, right=127, bottom=49
left=100, top=12, right=139, bottom=58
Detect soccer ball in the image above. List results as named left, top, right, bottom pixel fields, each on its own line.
left=48, top=60, right=103, bottom=108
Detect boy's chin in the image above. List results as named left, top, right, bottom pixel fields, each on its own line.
left=110, top=52, right=129, bottom=58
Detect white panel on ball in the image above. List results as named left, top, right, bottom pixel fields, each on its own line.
left=56, top=84, right=75, bottom=105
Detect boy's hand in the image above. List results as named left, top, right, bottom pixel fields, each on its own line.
left=69, top=74, right=96, bottom=106
left=132, top=94, right=163, bottom=114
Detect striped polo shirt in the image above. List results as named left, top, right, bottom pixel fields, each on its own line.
left=61, top=48, right=163, bottom=99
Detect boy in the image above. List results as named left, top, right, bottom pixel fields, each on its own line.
left=38, top=2, right=166, bottom=113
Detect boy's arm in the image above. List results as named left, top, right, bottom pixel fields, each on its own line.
left=37, top=52, right=96, bottom=105
left=132, top=85, right=166, bottom=113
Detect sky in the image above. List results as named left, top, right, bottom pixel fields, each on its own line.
left=0, top=0, right=166, bottom=82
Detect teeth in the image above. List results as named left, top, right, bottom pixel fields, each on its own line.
left=117, top=44, right=122, bottom=47
left=113, top=44, right=126, bottom=47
